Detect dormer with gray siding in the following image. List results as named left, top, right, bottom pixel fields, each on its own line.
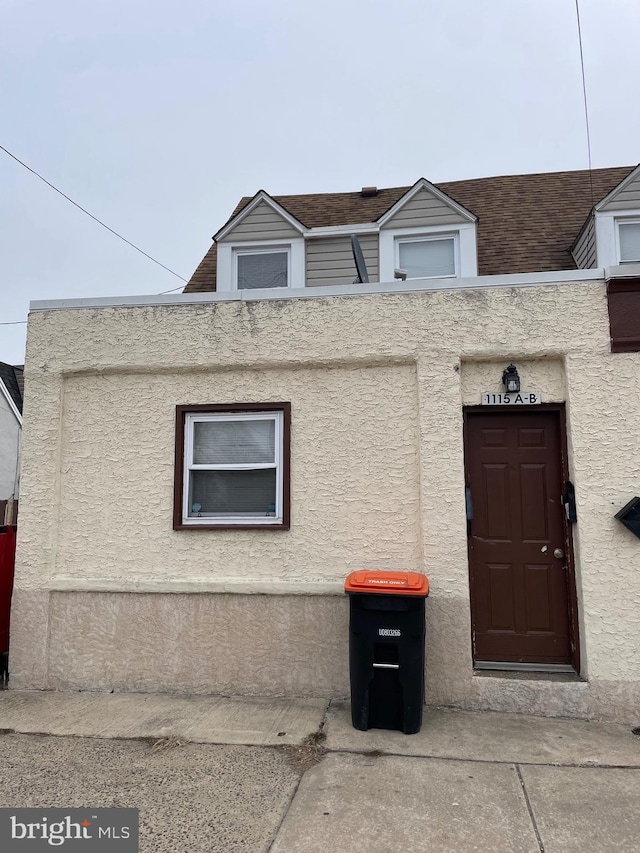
left=214, top=193, right=306, bottom=292
left=573, top=164, right=640, bottom=270
left=211, top=179, right=477, bottom=292
left=377, top=180, right=477, bottom=281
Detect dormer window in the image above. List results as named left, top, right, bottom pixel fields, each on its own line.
left=396, top=234, right=457, bottom=279
left=235, top=247, right=289, bottom=289
left=377, top=179, right=477, bottom=282
left=618, top=220, right=640, bottom=264
left=212, top=191, right=306, bottom=293
left=216, top=237, right=305, bottom=292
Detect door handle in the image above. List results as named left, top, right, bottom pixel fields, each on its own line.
left=465, top=487, right=474, bottom=536
left=562, top=481, right=577, bottom=524
left=554, top=548, right=564, bottom=559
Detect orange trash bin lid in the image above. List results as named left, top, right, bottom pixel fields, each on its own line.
left=344, top=570, right=429, bottom=597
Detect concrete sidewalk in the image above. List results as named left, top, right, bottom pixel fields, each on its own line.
left=0, top=690, right=327, bottom=746
left=1, top=691, right=639, bottom=852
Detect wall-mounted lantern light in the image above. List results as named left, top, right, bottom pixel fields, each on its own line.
left=615, top=497, right=640, bottom=539
left=502, top=364, right=520, bottom=393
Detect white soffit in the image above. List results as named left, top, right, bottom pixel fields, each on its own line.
left=377, top=177, right=477, bottom=226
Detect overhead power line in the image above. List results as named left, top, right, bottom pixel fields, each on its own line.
left=159, top=283, right=190, bottom=294
left=575, top=0, right=595, bottom=210
left=0, top=144, right=188, bottom=284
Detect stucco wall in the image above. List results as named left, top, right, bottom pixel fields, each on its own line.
left=52, top=363, right=421, bottom=585
left=11, top=281, right=640, bottom=719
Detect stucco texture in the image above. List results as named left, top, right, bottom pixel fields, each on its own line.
left=11, top=282, right=640, bottom=718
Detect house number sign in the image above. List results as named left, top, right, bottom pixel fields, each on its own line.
left=481, top=392, right=541, bottom=405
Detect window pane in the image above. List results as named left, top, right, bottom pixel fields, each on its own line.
left=193, top=419, right=275, bottom=465
left=237, top=252, right=288, bottom=289
left=619, top=223, right=640, bottom=262
left=189, top=469, right=277, bottom=517
left=398, top=239, right=455, bottom=278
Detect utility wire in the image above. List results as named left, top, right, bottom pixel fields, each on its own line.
left=1, top=278, right=189, bottom=322
left=159, top=283, right=190, bottom=294
left=575, top=0, right=595, bottom=210
left=0, top=144, right=188, bottom=284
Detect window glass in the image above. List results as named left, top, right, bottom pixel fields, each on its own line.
left=398, top=238, right=455, bottom=278
left=619, top=222, right=640, bottom=263
left=237, top=251, right=288, bottom=289
left=193, top=420, right=275, bottom=465
left=190, top=469, right=277, bottom=517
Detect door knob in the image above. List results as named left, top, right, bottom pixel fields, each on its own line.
left=553, top=548, right=564, bottom=559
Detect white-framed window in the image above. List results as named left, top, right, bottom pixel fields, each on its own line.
left=216, top=238, right=305, bottom=292
left=234, top=247, right=290, bottom=289
left=595, top=212, right=640, bottom=269
left=379, top=223, right=477, bottom=282
left=174, top=404, right=290, bottom=529
left=617, top=220, right=640, bottom=264
left=396, top=234, right=457, bottom=279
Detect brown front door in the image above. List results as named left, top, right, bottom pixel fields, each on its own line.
left=464, top=409, right=576, bottom=667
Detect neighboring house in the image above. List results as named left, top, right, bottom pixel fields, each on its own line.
left=0, top=363, right=23, bottom=507
left=10, top=166, right=640, bottom=724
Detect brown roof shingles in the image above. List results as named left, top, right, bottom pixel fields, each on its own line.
left=184, top=166, right=635, bottom=293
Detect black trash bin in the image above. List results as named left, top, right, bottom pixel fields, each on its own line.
left=345, top=570, right=429, bottom=734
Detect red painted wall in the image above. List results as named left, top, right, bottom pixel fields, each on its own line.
left=0, top=526, right=16, bottom=657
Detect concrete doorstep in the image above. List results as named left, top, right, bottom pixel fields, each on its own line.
left=1, top=691, right=640, bottom=852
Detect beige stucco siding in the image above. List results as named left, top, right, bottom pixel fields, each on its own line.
left=221, top=200, right=301, bottom=241
left=51, top=363, right=420, bottom=584
left=572, top=216, right=597, bottom=269
left=306, top=234, right=379, bottom=286
left=11, top=281, right=640, bottom=717
left=381, top=187, right=470, bottom=229
left=562, top=349, right=640, bottom=681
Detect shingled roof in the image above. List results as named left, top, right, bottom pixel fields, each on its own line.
left=185, top=166, right=635, bottom=293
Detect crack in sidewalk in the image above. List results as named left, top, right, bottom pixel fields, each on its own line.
left=516, top=763, right=545, bottom=852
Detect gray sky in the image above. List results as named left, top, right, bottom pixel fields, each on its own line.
left=1, top=0, right=639, bottom=364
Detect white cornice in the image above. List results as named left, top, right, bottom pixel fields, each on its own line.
left=30, top=268, right=604, bottom=314
left=304, top=223, right=378, bottom=238
left=605, top=263, right=640, bottom=279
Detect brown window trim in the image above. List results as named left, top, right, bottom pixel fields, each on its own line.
left=173, top=402, right=291, bottom=531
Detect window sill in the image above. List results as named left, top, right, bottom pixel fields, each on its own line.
left=174, top=521, right=290, bottom=531
left=473, top=668, right=583, bottom=684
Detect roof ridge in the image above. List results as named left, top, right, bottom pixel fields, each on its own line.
left=263, top=165, right=635, bottom=201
